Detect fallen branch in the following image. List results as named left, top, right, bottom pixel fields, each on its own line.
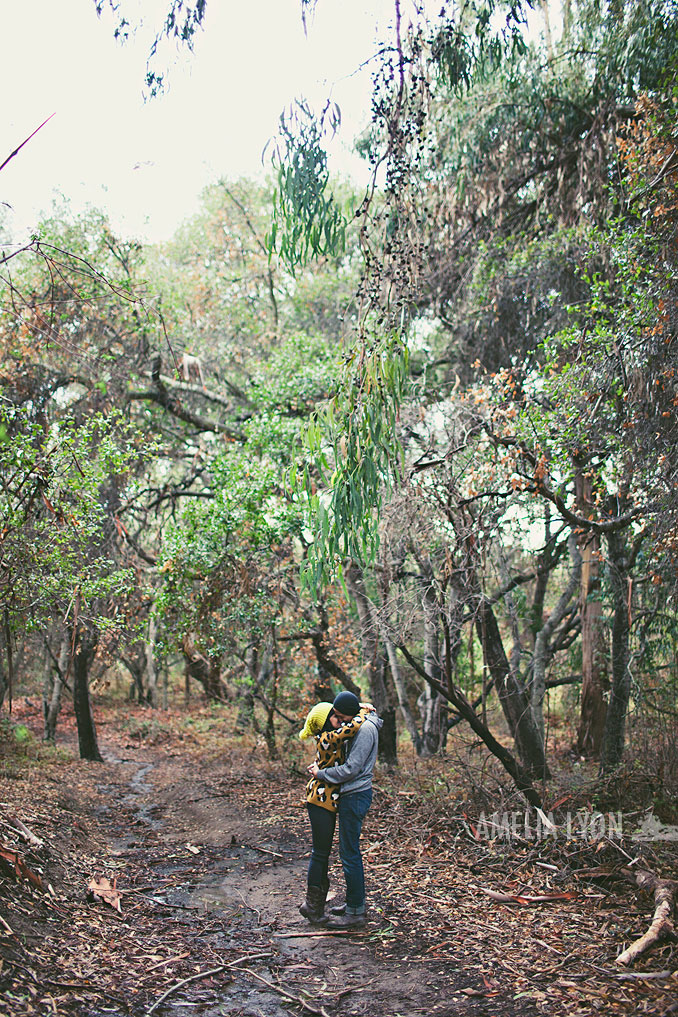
left=479, top=887, right=577, bottom=905
left=233, top=968, right=331, bottom=1017
left=614, top=970, right=674, bottom=981
left=144, top=952, right=190, bottom=974
left=274, top=929, right=362, bottom=938
left=617, top=869, right=676, bottom=966
left=147, top=965, right=229, bottom=1015
left=241, top=842, right=283, bottom=858
left=0, top=843, right=45, bottom=889
left=146, top=952, right=273, bottom=1015
left=0, top=813, right=44, bottom=848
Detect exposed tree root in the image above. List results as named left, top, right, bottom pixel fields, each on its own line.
left=617, top=869, right=676, bottom=966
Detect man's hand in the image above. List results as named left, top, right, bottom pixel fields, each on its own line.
left=308, top=762, right=320, bottom=777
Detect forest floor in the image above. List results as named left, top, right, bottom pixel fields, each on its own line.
left=1, top=697, right=677, bottom=1017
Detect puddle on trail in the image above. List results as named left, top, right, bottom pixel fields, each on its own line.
left=98, top=758, right=166, bottom=840
left=92, top=757, right=311, bottom=1016
left=91, top=756, right=495, bottom=1017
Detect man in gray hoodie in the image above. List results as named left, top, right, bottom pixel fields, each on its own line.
left=308, top=691, right=383, bottom=928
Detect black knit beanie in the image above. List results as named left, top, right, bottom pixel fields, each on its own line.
left=333, top=691, right=361, bottom=717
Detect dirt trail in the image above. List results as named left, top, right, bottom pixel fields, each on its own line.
left=5, top=706, right=676, bottom=1016
left=89, top=734, right=529, bottom=1017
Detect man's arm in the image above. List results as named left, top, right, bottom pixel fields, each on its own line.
left=312, top=723, right=376, bottom=784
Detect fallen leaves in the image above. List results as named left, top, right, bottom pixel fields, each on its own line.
left=86, top=875, right=122, bottom=912
left=2, top=700, right=677, bottom=1017
left=0, top=842, right=44, bottom=889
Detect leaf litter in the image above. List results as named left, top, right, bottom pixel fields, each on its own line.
left=0, top=699, right=676, bottom=1017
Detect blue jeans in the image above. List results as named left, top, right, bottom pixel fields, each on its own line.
left=338, top=789, right=373, bottom=910
left=306, top=804, right=336, bottom=887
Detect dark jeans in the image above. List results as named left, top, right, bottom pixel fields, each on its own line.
left=338, top=788, right=373, bottom=910
left=306, top=803, right=336, bottom=887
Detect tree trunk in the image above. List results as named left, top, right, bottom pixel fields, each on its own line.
left=575, top=467, right=608, bottom=756
left=72, top=625, right=103, bottom=762
left=236, top=644, right=258, bottom=732
left=0, top=631, right=7, bottom=712
left=477, top=600, right=550, bottom=779
left=346, top=563, right=398, bottom=766
left=182, top=632, right=223, bottom=700
left=398, top=641, right=543, bottom=808
left=531, top=535, right=581, bottom=739
left=418, top=566, right=446, bottom=755
left=309, top=602, right=363, bottom=700
left=577, top=533, right=608, bottom=755
left=263, top=630, right=280, bottom=760
left=600, top=529, right=632, bottom=773
left=123, top=655, right=146, bottom=703
left=1, top=609, right=13, bottom=711
left=144, top=614, right=159, bottom=708
left=383, top=628, right=422, bottom=753
left=43, top=631, right=69, bottom=741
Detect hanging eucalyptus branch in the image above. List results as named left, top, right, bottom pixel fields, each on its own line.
left=265, top=100, right=347, bottom=275
left=291, top=336, right=409, bottom=594
left=275, top=1, right=536, bottom=592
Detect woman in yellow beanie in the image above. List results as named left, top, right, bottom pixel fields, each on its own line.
left=298, top=694, right=371, bottom=922
left=298, top=702, right=334, bottom=741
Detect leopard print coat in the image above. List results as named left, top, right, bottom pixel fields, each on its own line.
left=305, top=709, right=369, bottom=813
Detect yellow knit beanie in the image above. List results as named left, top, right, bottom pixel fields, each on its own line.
left=299, top=702, right=333, bottom=740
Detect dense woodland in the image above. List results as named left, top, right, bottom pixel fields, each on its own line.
left=2, top=0, right=678, bottom=807
left=2, top=3, right=678, bottom=1015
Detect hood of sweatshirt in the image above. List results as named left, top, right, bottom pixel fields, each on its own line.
left=365, top=712, right=384, bottom=732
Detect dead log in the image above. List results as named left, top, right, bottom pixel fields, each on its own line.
left=617, top=869, right=676, bottom=966
left=0, top=812, right=44, bottom=848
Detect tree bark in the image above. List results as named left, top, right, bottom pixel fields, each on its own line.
left=1, top=609, right=13, bottom=712
left=531, top=535, right=581, bottom=738
left=123, top=654, right=146, bottom=704
left=72, top=625, right=103, bottom=762
left=0, top=629, right=7, bottom=712
left=43, top=630, right=69, bottom=741
left=182, top=632, right=223, bottom=701
left=600, top=529, right=632, bottom=773
left=418, top=564, right=446, bottom=755
left=346, top=563, right=398, bottom=766
left=577, top=532, right=608, bottom=755
left=236, top=644, right=258, bottom=732
left=310, top=602, right=362, bottom=699
left=144, top=614, right=159, bottom=708
left=477, top=600, right=550, bottom=779
left=575, top=467, right=608, bottom=756
left=382, top=627, right=422, bottom=753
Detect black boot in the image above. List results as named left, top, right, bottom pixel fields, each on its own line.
left=326, top=908, right=366, bottom=929
left=299, top=885, right=328, bottom=924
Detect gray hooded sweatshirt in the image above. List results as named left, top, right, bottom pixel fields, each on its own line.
left=316, top=712, right=383, bottom=795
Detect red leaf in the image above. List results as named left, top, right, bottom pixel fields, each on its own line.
left=0, top=843, right=45, bottom=890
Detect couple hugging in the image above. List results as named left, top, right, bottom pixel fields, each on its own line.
left=298, top=691, right=383, bottom=929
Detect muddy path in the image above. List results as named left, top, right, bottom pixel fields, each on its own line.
left=89, top=734, right=534, bottom=1017
left=4, top=705, right=676, bottom=1017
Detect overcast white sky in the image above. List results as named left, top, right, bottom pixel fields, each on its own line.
left=1, top=0, right=409, bottom=243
